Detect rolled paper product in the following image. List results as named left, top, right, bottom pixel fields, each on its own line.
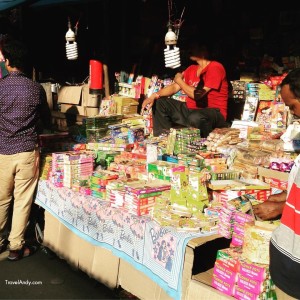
left=89, top=60, right=103, bottom=94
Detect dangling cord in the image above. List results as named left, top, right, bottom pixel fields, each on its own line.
left=167, top=0, right=173, bottom=28
left=174, top=6, right=185, bottom=39
left=74, top=14, right=81, bottom=36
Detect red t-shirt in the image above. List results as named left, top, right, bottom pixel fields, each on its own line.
left=181, top=62, right=229, bottom=119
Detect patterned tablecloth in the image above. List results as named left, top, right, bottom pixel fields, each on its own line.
left=35, top=180, right=216, bottom=300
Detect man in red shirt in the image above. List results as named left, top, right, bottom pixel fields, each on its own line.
left=141, top=44, right=229, bottom=137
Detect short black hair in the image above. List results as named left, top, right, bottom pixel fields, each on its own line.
left=0, top=37, right=29, bottom=71
left=281, top=68, right=300, bottom=99
left=189, top=43, right=212, bottom=60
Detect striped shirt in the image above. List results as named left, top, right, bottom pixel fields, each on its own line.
left=270, top=154, right=300, bottom=298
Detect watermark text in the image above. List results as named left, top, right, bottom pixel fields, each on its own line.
left=5, top=279, right=42, bottom=286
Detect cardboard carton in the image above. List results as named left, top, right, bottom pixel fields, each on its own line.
left=58, top=85, right=100, bottom=117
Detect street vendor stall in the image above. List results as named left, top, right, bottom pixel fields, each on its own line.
left=35, top=179, right=232, bottom=300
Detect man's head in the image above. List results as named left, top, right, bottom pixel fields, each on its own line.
left=280, top=68, right=300, bottom=118
left=0, top=37, right=28, bottom=72
left=188, top=42, right=212, bottom=62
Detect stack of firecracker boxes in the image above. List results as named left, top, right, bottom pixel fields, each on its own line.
left=211, top=194, right=278, bottom=300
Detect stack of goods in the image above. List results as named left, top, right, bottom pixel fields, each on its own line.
left=111, top=96, right=139, bottom=115
left=255, top=100, right=274, bottom=132
left=89, top=170, right=119, bottom=199
left=212, top=247, right=277, bottom=299
left=85, top=115, right=123, bottom=143
left=241, top=220, right=280, bottom=265
left=197, top=151, right=228, bottom=173
left=241, top=83, right=259, bottom=122
left=108, top=123, right=129, bottom=143
left=142, top=110, right=153, bottom=136
left=204, top=128, right=242, bottom=152
left=258, top=83, right=276, bottom=101
left=146, top=75, right=163, bottom=98
left=177, top=153, right=206, bottom=171
left=231, top=146, right=272, bottom=179
left=106, top=179, right=127, bottom=208
left=38, top=132, right=80, bottom=154
left=152, top=191, right=219, bottom=232
left=51, top=151, right=94, bottom=189
left=123, top=179, right=171, bottom=216
left=147, top=160, right=184, bottom=181
left=108, top=151, right=147, bottom=179
left=39, top=154, right=52, bottom=180
left=231, top=81, right=246, bottom=102
left=172, top=128, right=202, bottom=154
left=169, top=167, right=209, bottom=213
left=210, top=193, right=279, bottom=299
left=253, top=101, right=288, bottom=136
left=87, top=140, right=132, bottom=152
left=212, top=189, right=270, bottom=207
left=109, top=121, right=145, bottom=145
left=94, top=150, right=119, bottom=170
left=217, top=194, right=256, bottom=240
left=99, top=99, right=117, bottom=116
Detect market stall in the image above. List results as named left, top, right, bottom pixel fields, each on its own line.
left=35, top=179, right=231, bottom=300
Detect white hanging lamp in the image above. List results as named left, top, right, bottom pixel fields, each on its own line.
left=65, top=19, right=78, bottom=60
left=164, top=27, right=181, bottom=69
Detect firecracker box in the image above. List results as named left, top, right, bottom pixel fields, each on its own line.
left=147, top=160, right=185, bottom=182
left=208, top=179, right=270, bottom=191
left=111, top=95, right=139, bottom=114
left=212, top=189, right=271, bottom=203
left=241, top=221, right=280, bottom=265
left=257, top=166, right=289, bottom=190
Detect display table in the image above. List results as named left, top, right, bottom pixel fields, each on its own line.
left=35, top=180, right=231, bottom=300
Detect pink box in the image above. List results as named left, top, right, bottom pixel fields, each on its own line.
left=216, top=248, right=243, bottom=273
left=213, top=189, right=271, bottom=203
left=231, top=231, right=244, bottom=247
left=263, top=177, right=288, bottom=190
left=237, top=274, right=270, bottom=294
left=234, top=285, right=266, bottom=300
left=212, top=274, right=236, bottom=296
left=239, top=261, right=269, bottom=282
left=213, top=260, right=238, bottom=284
left=234, top=211, right=255, bottom=224
left=233, top=222, right=246, bottom=236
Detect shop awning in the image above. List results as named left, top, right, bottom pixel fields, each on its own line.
left=0, top=0, right=29, bottom=11
left=0, top=0, right=100, bottom=11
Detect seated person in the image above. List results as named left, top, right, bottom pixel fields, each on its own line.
left=141, top=43, right=229, bottom=138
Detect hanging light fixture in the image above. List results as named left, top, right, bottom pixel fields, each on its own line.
left=163, top=1, right=185, bottom=69
left=164, top=27, right=181, bottom=69
left=65, top=18, right=78, bottom=60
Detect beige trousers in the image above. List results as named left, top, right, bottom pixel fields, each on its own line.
left=0, top=148, right=40, bottom=251
left=276, top=286, right=299, bottom=300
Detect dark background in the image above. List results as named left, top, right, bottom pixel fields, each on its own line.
left=1, top=0, right=300, bottom=93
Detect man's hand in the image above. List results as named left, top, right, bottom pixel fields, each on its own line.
left=252, top=201, right=285, bottom=221
left=141, top=94, right=156, bottom=113
left=174, top=72, right=184, bottom=84
left=268, top=190, right=287, bottom=202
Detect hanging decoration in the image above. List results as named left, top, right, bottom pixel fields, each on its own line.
left=164, top=0, right=185, bottom=69
left=65, top=17, right=78, bottom=60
